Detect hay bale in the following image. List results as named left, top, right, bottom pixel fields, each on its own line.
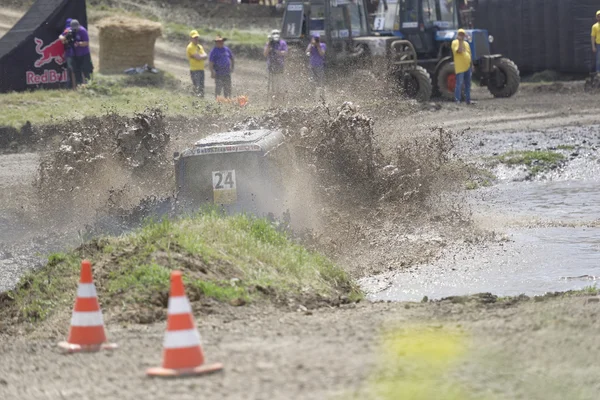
left=97, top=17, right=162, bottom=74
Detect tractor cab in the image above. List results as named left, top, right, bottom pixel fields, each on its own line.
left=371, top=0, right=460, bottom=59
left=281, top=0, right=370, bottom=65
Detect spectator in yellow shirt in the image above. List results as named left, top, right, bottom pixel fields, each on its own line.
left=451, top=28, right=473, bottom=105
left=591, top=11, right=600, bottom=72
left=187, top=30, right=208, bottom=97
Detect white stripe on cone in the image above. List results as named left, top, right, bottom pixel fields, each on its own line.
left=163, top=329, right=202, bottom=349
left=168, top=296, right=192, bottom=315
left=77, top=283, right=98, bottom=298
left=70, top=311, right=104, bottom=327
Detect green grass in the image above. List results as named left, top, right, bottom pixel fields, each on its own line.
left=556, top=144, right=576, bottom=151
left=88, top=4, right=266, bottom=48
left=163, top=23, right=266, bottom=48
left=494, top=150, right=564, bottom=166
left=2, top=210, right=360, bottom=323
left=491, top=150, right=565, bottom=176
left=465, top=166, right=496, bottom=190
left=0, top=74, right=197, bottom=128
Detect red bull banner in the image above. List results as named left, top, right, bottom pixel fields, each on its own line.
left=0, top=0, right=87, bottom=93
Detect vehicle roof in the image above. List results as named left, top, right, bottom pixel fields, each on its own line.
left=193, top=129, right=278, bottom=148
left=178, top=129, right=285, bottom=158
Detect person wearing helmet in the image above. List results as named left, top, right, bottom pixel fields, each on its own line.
left=591, top=11, right=600, bottom=72
left=264, top=29, right=288, bottom=104
left=451, top=28, right=473, bottom=105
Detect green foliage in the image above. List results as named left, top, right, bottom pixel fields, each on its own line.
left=556, top=144, right=575, bottom=150
left=494, top=150, right=564, bottom=166
left=7, top=253, right=80, bottom=322
left=107, top=263, right=171, bottom=297
left=2, top=212, right=359, bottom=323
left=164, top=23, right=265, bottom=47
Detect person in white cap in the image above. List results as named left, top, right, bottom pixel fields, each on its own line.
left=263, top=29, right=288, bottom=103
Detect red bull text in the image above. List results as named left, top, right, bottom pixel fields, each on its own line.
left=26, top=69, right=68, bottom=85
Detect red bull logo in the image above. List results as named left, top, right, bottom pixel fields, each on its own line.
left=33, top=37, right=65, bottom=68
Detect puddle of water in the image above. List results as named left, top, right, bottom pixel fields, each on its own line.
left=364, top=174, right=600, bottom=301
left=362, top=227, right=600, bottom=301
left=475, top=180, right=600, bottom=221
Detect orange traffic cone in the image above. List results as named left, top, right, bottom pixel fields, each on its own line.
left=146, top=270, right=223, bottom=377
left=58, top=260, right=117, bottom=353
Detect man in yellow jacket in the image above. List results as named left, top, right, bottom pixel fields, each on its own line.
left=591, top=11, right=600, bottom=72
left=187, top=30, right=208, bottom=97
left=451, top=28, right=473, bottom=105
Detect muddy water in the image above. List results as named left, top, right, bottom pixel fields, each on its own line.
left=362, top=129, right=600, bottom=301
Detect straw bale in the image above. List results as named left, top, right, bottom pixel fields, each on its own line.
left=97, top=17, right=163, bottom=74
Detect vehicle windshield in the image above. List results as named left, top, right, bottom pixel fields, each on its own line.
left=400, top=0, right=418, bottom=23
left=436, top=0, right=458, bottom=29
left=372, top=0, right=400, bottom=31
left=309, top=4, right=326, bottom=35
left=348, top=0, right=369, bottom=36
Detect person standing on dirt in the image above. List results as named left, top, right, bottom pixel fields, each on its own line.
left=306, top=33, right=326, bottom=99
left=591, top=11, right=600, bottom=73
left=209, top=36, right=234, bottom=99
left=59, top=18, right=76, bottom=89
left=451, top=28, right=473, bottom=105
left=60, top=19, right=93, bottom=87
left=187, top=30, right=208, bottom=97
left=264, top=29, right=288, bottom=103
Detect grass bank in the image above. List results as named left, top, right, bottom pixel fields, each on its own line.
left=0, top=210, right=361, bottom=326
left=0, top=73, right=250, bottom=128
left=490, top=150, right=565, bottom=175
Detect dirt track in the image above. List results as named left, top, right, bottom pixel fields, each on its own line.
left=2, top=295, right=600, bottom=400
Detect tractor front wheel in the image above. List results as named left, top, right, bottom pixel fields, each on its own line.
left=436, top=61, right=457, bottom=101
left=398, top=66, right=432, bottom=102
left=487, top=58, right=520, bottom=98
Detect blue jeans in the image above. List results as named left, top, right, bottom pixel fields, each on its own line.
left=596, top=44, right=600, bottom=72
left=455, top=68, right=472, bottom=103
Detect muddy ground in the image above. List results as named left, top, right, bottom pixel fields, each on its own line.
left=2, top=84, right=600, bottom=398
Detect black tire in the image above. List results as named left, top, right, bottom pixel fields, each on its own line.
left=436, top=61, right=457, bottom=101
left=487, top=58, right=520, bottom=98
left=399, top=65, right=432, bottom=102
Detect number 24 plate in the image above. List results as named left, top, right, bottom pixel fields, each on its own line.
left=212, top=170, right=237, bottom=204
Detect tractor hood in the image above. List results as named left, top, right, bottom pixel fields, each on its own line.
left=435, top=28, right=489, bottom=43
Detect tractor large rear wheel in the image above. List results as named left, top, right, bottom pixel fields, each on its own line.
left=487, top=58, right=520, bottom=98
left=436, top=61, right=457, bottom=101
left=398, top=66, right=432, bottom=102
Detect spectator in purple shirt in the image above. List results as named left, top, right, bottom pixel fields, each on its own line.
left=263, top=29, right=288, bottom=103
left=209, top=36, right=234, bottom=99
left=305, top=33, right=326, bottom=98
left=60, top=19, right=93, bottom=87
left=59, top=18, right=76, bottom=89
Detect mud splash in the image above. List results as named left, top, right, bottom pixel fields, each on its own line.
left=233, top=103, right=472, bottom=277
left=34, top=109, right=173, bottom=229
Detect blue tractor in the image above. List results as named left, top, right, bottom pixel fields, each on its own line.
left=369, top=0, right=520, bottom=99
